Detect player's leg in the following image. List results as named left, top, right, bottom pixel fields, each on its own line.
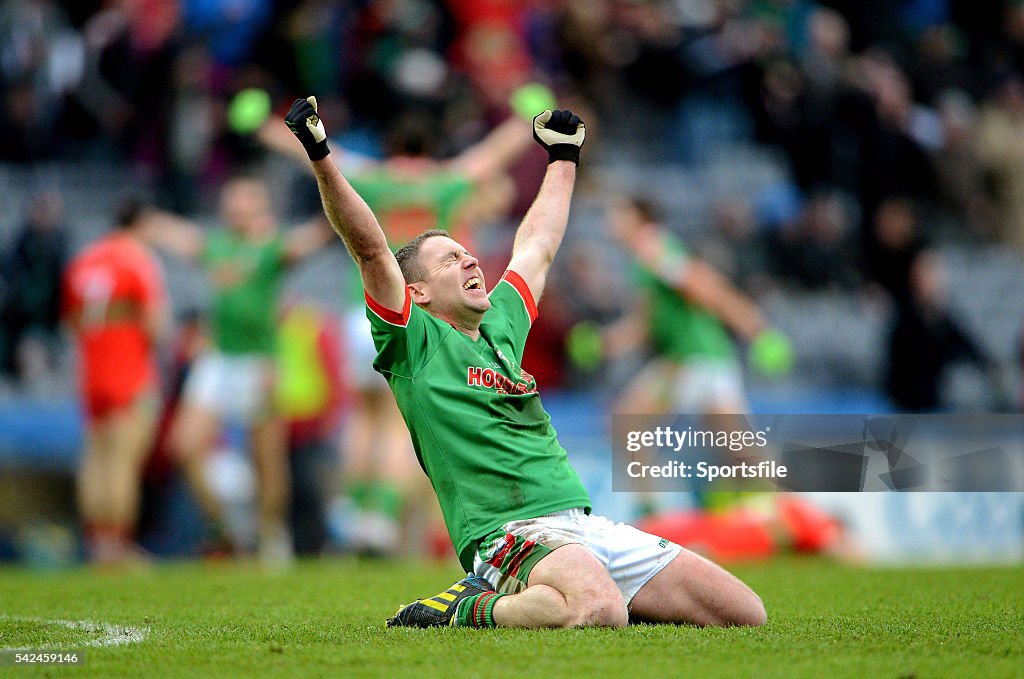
left=250, top=413, right=292, bottom=565
left=78, top=391, right=158, bottom=563
left=171, top=353, right=229, bottom=531
left=612, top=360, right=677, bottom=517
left=103, top=391, right=159, bottom=536
left=628, top=546, right=766, bottom=626
left=342, top=384, right=413, bottom=555
left=387, top=543, right=627, bottom=629
left=389, top=511, right=629, bottom=629
left=170, top=401, right=224, bottom=523
left=613, top=359, right=676, bottom=415
left=78, top=413, right=111, bottom=561
left=491, top=544, right=628, bottom=628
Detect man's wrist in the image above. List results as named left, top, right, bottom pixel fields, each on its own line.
left=305, top=140, right=330, bottom=161
left=546, top=144, right=580, bottom=165
left=548, top=159, right=578, bottom=172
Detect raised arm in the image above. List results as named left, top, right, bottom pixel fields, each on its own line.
left=285, top=97, right=405, bottom=311
left=137, top=208, right=206, bottom=261
left=282, top=215, right=335, bottom=266
left=434, top=83, right=556, bottom=182
left=505, top=110, right=586, bottom=303
left=448, top=115, right=533, bottom=183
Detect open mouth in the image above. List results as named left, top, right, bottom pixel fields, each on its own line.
left=463, top=276, right=482, bottom=292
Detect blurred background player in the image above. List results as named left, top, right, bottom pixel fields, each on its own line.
left=596, top=195, right=793, bottom=515
left=142, top=176, right=333, bottom=565
left=604, top=195, right=793, bottom=417
left=62, top=199, right=168, bottom=565
left=249, top=84, right=554, bottom=556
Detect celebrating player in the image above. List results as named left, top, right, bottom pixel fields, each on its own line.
left=606, top=196, right=793, bottom=417
left=285, top=96, right=766, bottom=628
left=254, top=86, right=551, bottom=555
left=142, top=176, right=333, bottom=565
left=63, top=200, right=169, bottom=565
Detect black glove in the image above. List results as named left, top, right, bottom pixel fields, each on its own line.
left=285, top=96, right=330, bottom=161
left=532, top=109, right=586, bottom=165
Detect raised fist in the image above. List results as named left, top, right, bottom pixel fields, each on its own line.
left=532, top=109, right=585, bottom=165
left=285, top=96, right=330, bottom=161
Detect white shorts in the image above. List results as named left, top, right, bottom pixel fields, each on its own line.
left=472, top=508, right=681, bottom=603
left=344, top=309, right=388, bottom=390
left=182, top=351, right=275, bottom=423
left=639, top=356, right=747, bottom=413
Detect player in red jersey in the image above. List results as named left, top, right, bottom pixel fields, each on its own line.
left=62, top=200, right=169, bottom=565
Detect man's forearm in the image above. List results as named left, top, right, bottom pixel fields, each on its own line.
left=513, top=161, right=577, bottom=264
left=455, top=116, right=532, bottom=181
left=310, top=157, right=390, bottom=263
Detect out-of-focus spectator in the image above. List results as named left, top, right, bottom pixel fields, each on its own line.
left=180, top=0, right=270, bottom=68
left=771, top=190, right=860, bottom=291
left=79, top=1, right=181, bottom=178
left=697, top=197, right=773, bottom=295
left=0, top=192, right=69, bottom=384
left=910, top=24, right=971, bottom=106
left=975, top=73, right=1024, bottom=255
left=341, top=0, right=458, bottom=125
left=854, top=49, right=937, bottom=218
left=931, top=88, right=1000, bottom=240
left=447, top=0, right=534, bottom=108
left=865, top=196, right=928, bottom=305
left=0, top=0, right=80, bottom=161
left=754, top=57, right=832, bottom=191
left=798, top=6, right=851, bottom=118
left=885, top=250, right=993, bottom=411
left=166, top=45, right=220, bottom=213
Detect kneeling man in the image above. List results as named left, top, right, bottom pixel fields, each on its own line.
left=284, top=96, right=766, bottom=629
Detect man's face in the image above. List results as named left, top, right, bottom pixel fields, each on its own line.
left=410, top=236, right=491, bottom=323
left=607, top=199, right=645, bottom=244
left=219, top=178, right=273, bottom=236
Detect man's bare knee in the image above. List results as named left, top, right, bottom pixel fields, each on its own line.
left=713, top=591, right=767, bottom=628
left=733, top=593, right=767, bottom=627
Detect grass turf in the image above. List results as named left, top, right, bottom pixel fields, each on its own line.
left=0, top=557, right=1020, bottom=678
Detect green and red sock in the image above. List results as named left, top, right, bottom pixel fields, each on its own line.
left=454, top=591, right=506, bottom=628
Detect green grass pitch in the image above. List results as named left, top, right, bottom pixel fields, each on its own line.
left=0, top=557, right=1020, bottom=678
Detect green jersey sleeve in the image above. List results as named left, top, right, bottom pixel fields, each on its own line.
left=365, top=288, right=450, bottom=378
left=481, top=270, right=538, bottom=363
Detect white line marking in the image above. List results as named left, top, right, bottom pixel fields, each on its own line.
left=0, top=616, right=148, bottom=648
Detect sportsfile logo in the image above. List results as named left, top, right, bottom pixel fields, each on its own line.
left=467, top=366, right=537, bottom=395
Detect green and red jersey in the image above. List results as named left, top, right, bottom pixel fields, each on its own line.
left=366, top=271, right=591, bottom=570
left=202, top=230, right=286, bottom=356
left=348, top=159, right=474, bottom=246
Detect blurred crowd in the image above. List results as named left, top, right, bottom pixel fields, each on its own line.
left=1, top=0, right=1023, bottom=385
left=2, top=0, right=1024, bottom=563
